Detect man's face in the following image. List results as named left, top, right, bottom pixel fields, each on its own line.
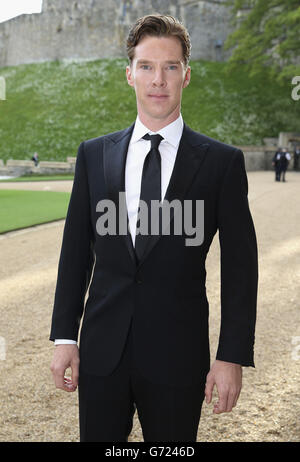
left=126, top=35, right=191, bottom=128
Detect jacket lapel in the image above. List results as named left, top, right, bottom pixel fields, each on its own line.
left=103, top=124, right=137, bottom=265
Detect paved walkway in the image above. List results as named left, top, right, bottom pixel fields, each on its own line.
left=0, top=180, right=73, bottom=192
left=0, top=171, right=299, bottom=441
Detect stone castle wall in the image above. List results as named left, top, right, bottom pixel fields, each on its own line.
left=0, top=0, right=234, bottom=68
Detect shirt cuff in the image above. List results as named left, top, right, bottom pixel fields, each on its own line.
left=54, top=339, right=77, bottom=345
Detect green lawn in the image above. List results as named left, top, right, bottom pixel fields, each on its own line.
left=0, top=189, right=70, bottom=233
left=0, top=59, right=299, bottom=163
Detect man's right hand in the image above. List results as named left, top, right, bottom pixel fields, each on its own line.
left=50, top=344, right=80, bottom=392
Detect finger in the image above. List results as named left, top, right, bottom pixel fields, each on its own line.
left=213, top=400, right=220, bottom=413
left=52, top=368, right=75, bottom=392
left=233, top=387, right=242, bottom=408
left=205, top=378, right=214, bottom=404
left=225, top=391, right=236, bottom=412
left=71, top=361, right=79, bottom=388
left=214, top=391, right=228, bottom=414
left=51, top=366, right=66, bottom=390
left=63, top=376, right=77, bottom=392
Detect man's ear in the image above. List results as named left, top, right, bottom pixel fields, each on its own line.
left=126, top=65, right=135, bottom=88
left=182, top=66, right=191, bottom=89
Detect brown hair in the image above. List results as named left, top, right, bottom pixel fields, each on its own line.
left=126, top=14, right=191, bottom=68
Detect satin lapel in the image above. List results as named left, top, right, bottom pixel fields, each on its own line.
left=137, top=124, right=210, bottom=266
left=103, top=124, right=136, bottom=264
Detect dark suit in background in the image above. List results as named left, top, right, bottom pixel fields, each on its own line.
left=294, top=147, right=300, bottom=171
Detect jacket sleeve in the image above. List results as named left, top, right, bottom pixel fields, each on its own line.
left=49, top=142, right=95, bottom=342
left=216, top=148, right=258, bottom=367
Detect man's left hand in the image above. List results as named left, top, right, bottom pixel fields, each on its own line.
left=205, top=360, right=242, bottom=414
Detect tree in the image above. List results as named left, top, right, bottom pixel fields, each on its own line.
left=224, top=0, right=300, bottom=84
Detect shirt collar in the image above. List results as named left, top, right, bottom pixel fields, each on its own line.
left=130, top=114, right=184, bottom=149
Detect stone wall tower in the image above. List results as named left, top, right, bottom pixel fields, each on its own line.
left=0, top=0, right=234, bottom=68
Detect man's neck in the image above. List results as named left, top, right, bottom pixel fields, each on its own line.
left=138, top=114, right=180, bottom=133
left=137, top=111, right=181, bottom=133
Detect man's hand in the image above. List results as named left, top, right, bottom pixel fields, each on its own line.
left=205, top=360, right=242, bottom=414
left=50, top=344, right=80, bottom=392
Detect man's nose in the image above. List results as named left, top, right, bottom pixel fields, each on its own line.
left=152, top=69, right=166, bottom=87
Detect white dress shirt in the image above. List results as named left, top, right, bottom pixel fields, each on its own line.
left=55, top=114, right=184, bottom=345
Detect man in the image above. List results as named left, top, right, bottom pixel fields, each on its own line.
left=50, top=14, right=258, bottom=442
left=294, top=145, right=300, bottom=171
left=272, top=148, right=282, bottom=182
left=273, top=148, right=291, bottom=182
left=279, top=148, right=291, bottom=182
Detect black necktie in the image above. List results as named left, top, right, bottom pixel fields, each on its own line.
left=135, top=133, right=164, bottom=261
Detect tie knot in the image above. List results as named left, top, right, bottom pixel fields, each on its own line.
left=143, top=133, right=164, bottom=150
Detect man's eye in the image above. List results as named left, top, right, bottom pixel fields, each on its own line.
left=141, top=65, right=151, bottom=70
left=168, top=65, right=178, bottom=70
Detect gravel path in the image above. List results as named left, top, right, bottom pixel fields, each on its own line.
left=0, top=180, right=73, bottom=192
left=0, top=171, right=299, bottom=442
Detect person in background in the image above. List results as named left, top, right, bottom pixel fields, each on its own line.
left=272, top=148, right=282, bottom=182
left=293, top=145, right=300, bottom=171
left=279, top=148, right=291, bottom=182
left=272, top=148, right=291, bottom=182
left=31, top=152, right=39, bottom=166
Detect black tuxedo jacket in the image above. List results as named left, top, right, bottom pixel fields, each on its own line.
left=50, top=123, right=258, bottom=387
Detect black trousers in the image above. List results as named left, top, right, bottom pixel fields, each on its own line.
left=78, top=323, right=206, bottom=442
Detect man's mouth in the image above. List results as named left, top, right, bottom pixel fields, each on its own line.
left=148, top=94, right=169, bottom=99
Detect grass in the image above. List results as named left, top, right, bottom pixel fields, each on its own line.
left=0, top=59, right=299, bottom=163
left=0, top=57, right=299, bottom=233
left=0, top=189, right=70, bottom=233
